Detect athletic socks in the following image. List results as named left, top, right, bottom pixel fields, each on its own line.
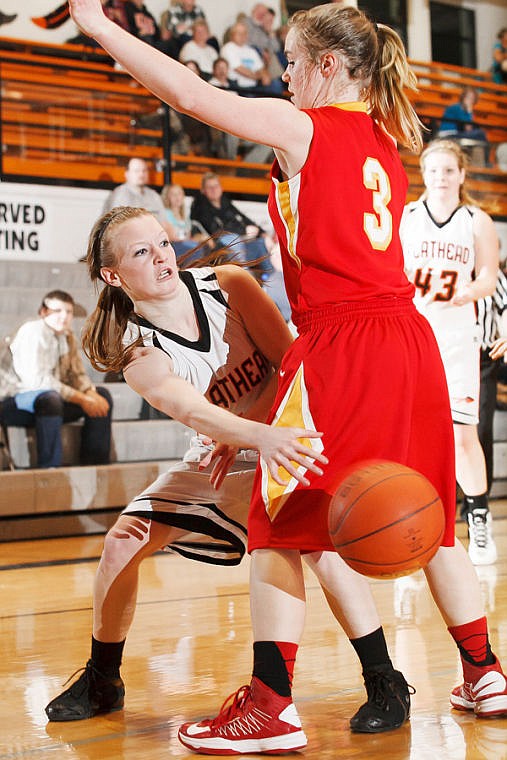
left=253, top=641, right=298, bottom=697
left=448, top=616, right=495, bottom=666
left=91, top=636, right=126, bottom=679
left=461, top=492, right=489, bottom=519
left=350, top=626, right=393, bottom=671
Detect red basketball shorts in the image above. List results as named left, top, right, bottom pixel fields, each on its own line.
left=248, top=299, right=456, bottom=553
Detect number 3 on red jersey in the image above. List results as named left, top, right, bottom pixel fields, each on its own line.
left=363, top=157, right=392, bottom=252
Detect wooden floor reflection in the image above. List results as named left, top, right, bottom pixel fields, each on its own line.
left=1, top=502, right=506, bottom=759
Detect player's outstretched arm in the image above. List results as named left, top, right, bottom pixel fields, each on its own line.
left=124, top=346, right=327, bottom=486
left=68, top=0, right=309, bottom=154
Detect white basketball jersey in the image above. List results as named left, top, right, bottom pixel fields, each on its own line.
left=124, top=267, right=273, bottom=417
left=401, top=200, right=476, bottom=332
left=401, top=201, right=481, bottom=424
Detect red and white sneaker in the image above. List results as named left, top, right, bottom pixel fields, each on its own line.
left=178, top=677, right=307, bottom=755
left=450, top=659, right=507, bottom=717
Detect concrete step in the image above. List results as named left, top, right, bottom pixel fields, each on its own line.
left=0, top=460, right=177, bottom=516
left=0, top=460, right=179, bottom=540
left=3, top=418, right=193, bottom=469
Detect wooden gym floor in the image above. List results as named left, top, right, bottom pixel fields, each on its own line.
left=1, top=502, right=506, bottom=760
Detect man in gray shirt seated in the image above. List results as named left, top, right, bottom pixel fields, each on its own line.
left=103, top=157, right=173, bottom=234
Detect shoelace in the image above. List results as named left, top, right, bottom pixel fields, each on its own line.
left=210, top=684, right=251, bottom=729
left=61, top=660, right=104, bottom=690
left=364, top=672, right=415, bottom=711
left=469, top=509, right=489, bottom=548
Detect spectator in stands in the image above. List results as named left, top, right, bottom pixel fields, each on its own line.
left=220, top=21, right=271, bottom=92
left=275, top=21, right=288, bottom=72
left=0, top=290, right=112, bottom=469
left=179, top=60, right=214, bottom=155
left=243, top=4, right=284, bottom=94
left=102, top=157, right=173, bottom=234
left=179, top=19, right=217, bottom=79
left=492, top=27, right=507, bottom=84
left=438, top=87, right=489, bottom=166
left=208, top=58, right=242, bottom=160
left=209, top=56, right=234, bottom=89
left=68, top=0, right=130, bottom=44
left=103, top=0, right=129, bottom=31
left=208, top=58, right=273, bottom=164
left=439, top=87, right=487, bottom=141
left=190, top=172, right=273, bottom=279
left=161, top=0, right=218, bottom=59
left=243, top=3, right=271, bottom=52
left=160, top=182, right=208, bottom=261
left=124, top=0, right=175, bottom=56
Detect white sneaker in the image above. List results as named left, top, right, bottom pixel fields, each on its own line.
left=467, top=509, right=497, bottom=565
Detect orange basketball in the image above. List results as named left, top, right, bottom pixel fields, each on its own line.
left=328, top=460, right=445, bottom=579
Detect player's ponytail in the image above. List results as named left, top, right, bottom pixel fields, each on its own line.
left=369, top=24, right=423, bottom=153
left=81, top=206, right=145, bottom=372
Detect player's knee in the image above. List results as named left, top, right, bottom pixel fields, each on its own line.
left=102, top=516, right=153, bottom=563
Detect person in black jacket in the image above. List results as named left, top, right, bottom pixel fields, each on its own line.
left=190, top=172, right=273, bottom=279
left=124, top=0, right=177, bottom=57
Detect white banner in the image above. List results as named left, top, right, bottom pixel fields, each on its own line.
left=0, top=182, right=108, bottom=262
left=0, top=181, right=273, bottom=263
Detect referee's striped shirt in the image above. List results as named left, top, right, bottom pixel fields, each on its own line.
left=477, top=269, right=507, bottom=350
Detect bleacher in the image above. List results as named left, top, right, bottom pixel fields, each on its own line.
left=0, top=36, right=272, bottom=195
left=1, top=37, right=507, bottom=540
left=402, top=59, right=507, bottom=214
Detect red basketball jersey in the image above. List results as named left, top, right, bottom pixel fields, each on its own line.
left=268, top=103, right=415, bottom=318
left=248, top=104, right=456, bottom=553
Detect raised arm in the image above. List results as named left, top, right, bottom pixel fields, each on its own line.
left=68, top=0, right=311, bottom=157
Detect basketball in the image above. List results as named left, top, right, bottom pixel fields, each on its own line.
left=328, top=460, right=445, bottom=579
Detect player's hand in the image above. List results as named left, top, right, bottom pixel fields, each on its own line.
left=451, top=285, right=474, bottom=307
left=260, top=427, right=327, bottom=486
left=489, top=337, right=507, bottom=360
left=203, top=443, right=238, bottom=491
left=68, top=0, right=109, bottom=38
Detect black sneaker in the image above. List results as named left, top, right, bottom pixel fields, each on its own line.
left=45, top=660, right=125, bottom=721
left=350, top=665, right=413, bottom=733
